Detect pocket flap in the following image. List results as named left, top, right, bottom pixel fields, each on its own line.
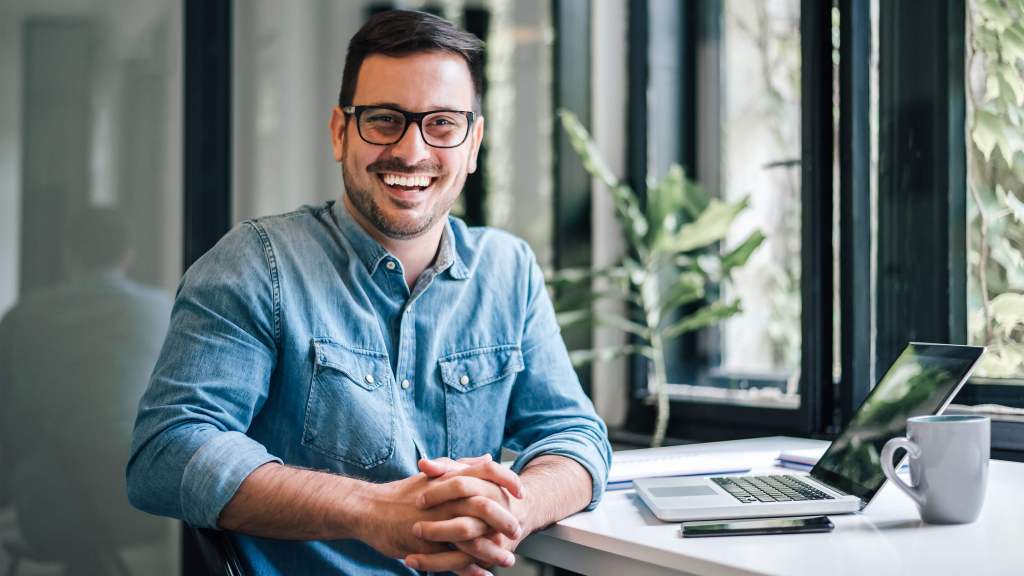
left=439, top=345, right=524, bottom=392
left=312, top=338, right=391, bottom=390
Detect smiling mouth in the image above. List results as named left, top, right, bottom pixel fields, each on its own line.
left=377, top=172, right=438, bottom=194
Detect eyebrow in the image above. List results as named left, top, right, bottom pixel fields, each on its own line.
left=357, top=101, right=469, bottom=112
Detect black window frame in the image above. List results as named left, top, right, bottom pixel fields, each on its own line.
left=603, top=0, right=1023, bottom=459
left=618, top=0, right=839, bottom=442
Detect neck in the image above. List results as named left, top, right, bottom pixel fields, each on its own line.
left=342, top=195, right=446, bottom=289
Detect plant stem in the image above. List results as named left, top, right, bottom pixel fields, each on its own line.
left=650, top=331, right=670, bottom=448
left=970, top=181, right=993, bottom=343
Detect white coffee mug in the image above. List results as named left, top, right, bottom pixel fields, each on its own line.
left=880, top=415, right=990, bottom=524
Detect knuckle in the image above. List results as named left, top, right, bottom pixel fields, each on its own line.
left=471, top=496, right=491, bottom=515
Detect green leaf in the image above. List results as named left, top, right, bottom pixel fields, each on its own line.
left=998, top=63, right=1024, bottom=106
left=555, top=309, right=652, bottom=339
left=554, top=286, right=638, bottom=313
left=977, top=0, right=1015, bottom=32
left=567, top=345, right=656, bottom=368
left=721, top=230, right=767, bottom=273
left=1002, top=25, right=1024, bottom=65
left=663, top=197, right=751, bottom=254
left=558, top=109, right=650, bottom=248
left=558, top=109, right=619, bottom=189
left=989, top=292, right=1024, bottom=337
left=646, top=164, right=687, bottom=246
left=972, top=108, right=1003, bottom=161
left=545, top=265, right=629, bottom=290
left=984, top=73, right=1002, bottom=103
left=662, top=300, right=743, bottom=339
left=655, top=272, right=706, bottom=320
left=594, top=312, right=652, bottom=339
left=556, top=309, right=592, bottom=328
left=997, top=185, right=1024, bottom=225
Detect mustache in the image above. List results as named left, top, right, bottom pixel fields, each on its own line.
left=368, top=158, right=443, bottom=175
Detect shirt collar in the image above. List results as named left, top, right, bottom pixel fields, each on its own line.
left=331, top=200, right=470, bottom=280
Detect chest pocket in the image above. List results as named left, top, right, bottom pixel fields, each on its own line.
left=302, top=338, right=395, bottom=469
left=439, top=345, right=524, bottom=459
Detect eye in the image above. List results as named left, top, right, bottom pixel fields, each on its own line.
left=366, top=113, right=400, bottom=124
left=426, top=114, right=462, bottom=128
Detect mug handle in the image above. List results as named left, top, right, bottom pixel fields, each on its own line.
left=880, top=437, right=925, bottom=508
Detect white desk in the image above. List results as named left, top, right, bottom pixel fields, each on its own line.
left=517, top=437, right=1024, bottom=576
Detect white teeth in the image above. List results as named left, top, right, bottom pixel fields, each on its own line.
left=382, top=174, right=432, bottom=188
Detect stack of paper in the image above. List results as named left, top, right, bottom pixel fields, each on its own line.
left=776, top=448, right=826, bottom=470
left=607, top=451, right=754, bottom=490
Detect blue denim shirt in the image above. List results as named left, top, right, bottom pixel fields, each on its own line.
left=127, top=201, right=611, bottom=575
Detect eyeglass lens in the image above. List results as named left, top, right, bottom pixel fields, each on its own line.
left=358, top=107, right=469, bottom=148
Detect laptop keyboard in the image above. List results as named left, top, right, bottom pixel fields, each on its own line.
left=711, top=475, right=834, bottom=503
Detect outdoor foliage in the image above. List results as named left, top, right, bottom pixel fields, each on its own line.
left=551, top=110, right=764, bottom=447
left=967, top=0, right=1024, bottom=378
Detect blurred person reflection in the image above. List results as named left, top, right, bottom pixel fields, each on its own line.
left=0, top=207, right=172, bottom=575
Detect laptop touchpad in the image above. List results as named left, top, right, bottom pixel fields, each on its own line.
left=649, top=485, right=718, bottom=498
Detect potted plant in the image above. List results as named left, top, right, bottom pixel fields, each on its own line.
left=551, top=110, right=765, bottom=447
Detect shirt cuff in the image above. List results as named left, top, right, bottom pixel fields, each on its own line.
left=511, top=434, right=610, bottom=511
left=180, top=431, right=282, bottom=528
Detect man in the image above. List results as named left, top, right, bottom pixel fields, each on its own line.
left=1, top=208, right=171, bottom=572
left=127, top=9, right=611, bottom=575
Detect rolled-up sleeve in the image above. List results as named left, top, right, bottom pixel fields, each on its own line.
left=127, top=222, right=282, bottom=529
left=504, top=246, right=612, bottom=510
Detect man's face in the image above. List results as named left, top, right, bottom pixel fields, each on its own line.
left=330, top=52, right=484, bottom=240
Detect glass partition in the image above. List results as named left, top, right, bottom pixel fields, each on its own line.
left=0, top=1, right=182, bottom=574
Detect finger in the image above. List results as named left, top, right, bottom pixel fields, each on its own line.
left=455, top=565, right=494, bottom=576
left=452, top=495, right=521, bottom=540
left=456, top=537, right=516, bottom=568
left=414, top=516, right=490, bottom=542
left=418, top=475, right=503, bottom=511
left=419, top=453, right=493, bottom=477
left=419, top=457, right=465, bottom=477
left=440, top=460, right=524, bottom=499
left=404, top=550, right=476, bottom=572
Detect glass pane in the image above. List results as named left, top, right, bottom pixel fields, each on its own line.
left=0, top=2, right=182, bottom=573
left=966, top=0, right=1024, bottom=381
left=665, top=0, right=803, bottom=407
left=232, top=0, right=555, bottom=266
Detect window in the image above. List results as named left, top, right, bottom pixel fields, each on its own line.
left=965, top=0, right=1024, bottom=383
left=620, top=0, right=839, bottom=441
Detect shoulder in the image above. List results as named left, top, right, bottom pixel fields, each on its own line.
left=191, top=203, right=332, bottom=279
left=449, top=217, right=538, bottom=275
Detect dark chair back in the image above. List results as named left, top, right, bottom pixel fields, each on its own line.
left=185, top=525, right=246, bottom=576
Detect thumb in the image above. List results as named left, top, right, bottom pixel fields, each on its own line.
left=418, top=457, right=462, bottom=477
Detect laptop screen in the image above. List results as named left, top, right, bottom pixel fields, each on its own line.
left=809, top=343, right=984, bottom=503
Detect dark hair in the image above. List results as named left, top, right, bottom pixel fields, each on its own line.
left=65, top=206, right=130, bottom=270
left=339, top=10, right=485, bottom=112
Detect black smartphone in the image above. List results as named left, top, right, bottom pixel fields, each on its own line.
left=680, top=515, right=834, bottom=538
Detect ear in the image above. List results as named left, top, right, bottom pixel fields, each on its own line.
left=329, top=107, right=348, bottom=162
left=467, top=115, right=485, bottom=174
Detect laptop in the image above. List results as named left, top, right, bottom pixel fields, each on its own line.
left=634, top=342, right=985, bottom=522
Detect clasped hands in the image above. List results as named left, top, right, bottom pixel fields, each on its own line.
left=367, top=454, right=529, bottom=576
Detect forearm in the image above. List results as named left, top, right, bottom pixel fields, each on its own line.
left=515, top=455, right=593, bottom=534
left=218, top=462, right=372, bottom=541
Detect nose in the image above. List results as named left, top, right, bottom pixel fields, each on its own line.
left=389, top=121, right=432, bottom=165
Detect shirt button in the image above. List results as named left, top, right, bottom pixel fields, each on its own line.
left=364, top=374, right=375, bottom=385
left=459, top=375, right=470, bottom=386
left=401, top=379, right=411, bottom=390
left=385, top=260, right=396, bottom=271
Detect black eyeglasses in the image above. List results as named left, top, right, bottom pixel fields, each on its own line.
left=342, top=105, right=475, bottom=149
